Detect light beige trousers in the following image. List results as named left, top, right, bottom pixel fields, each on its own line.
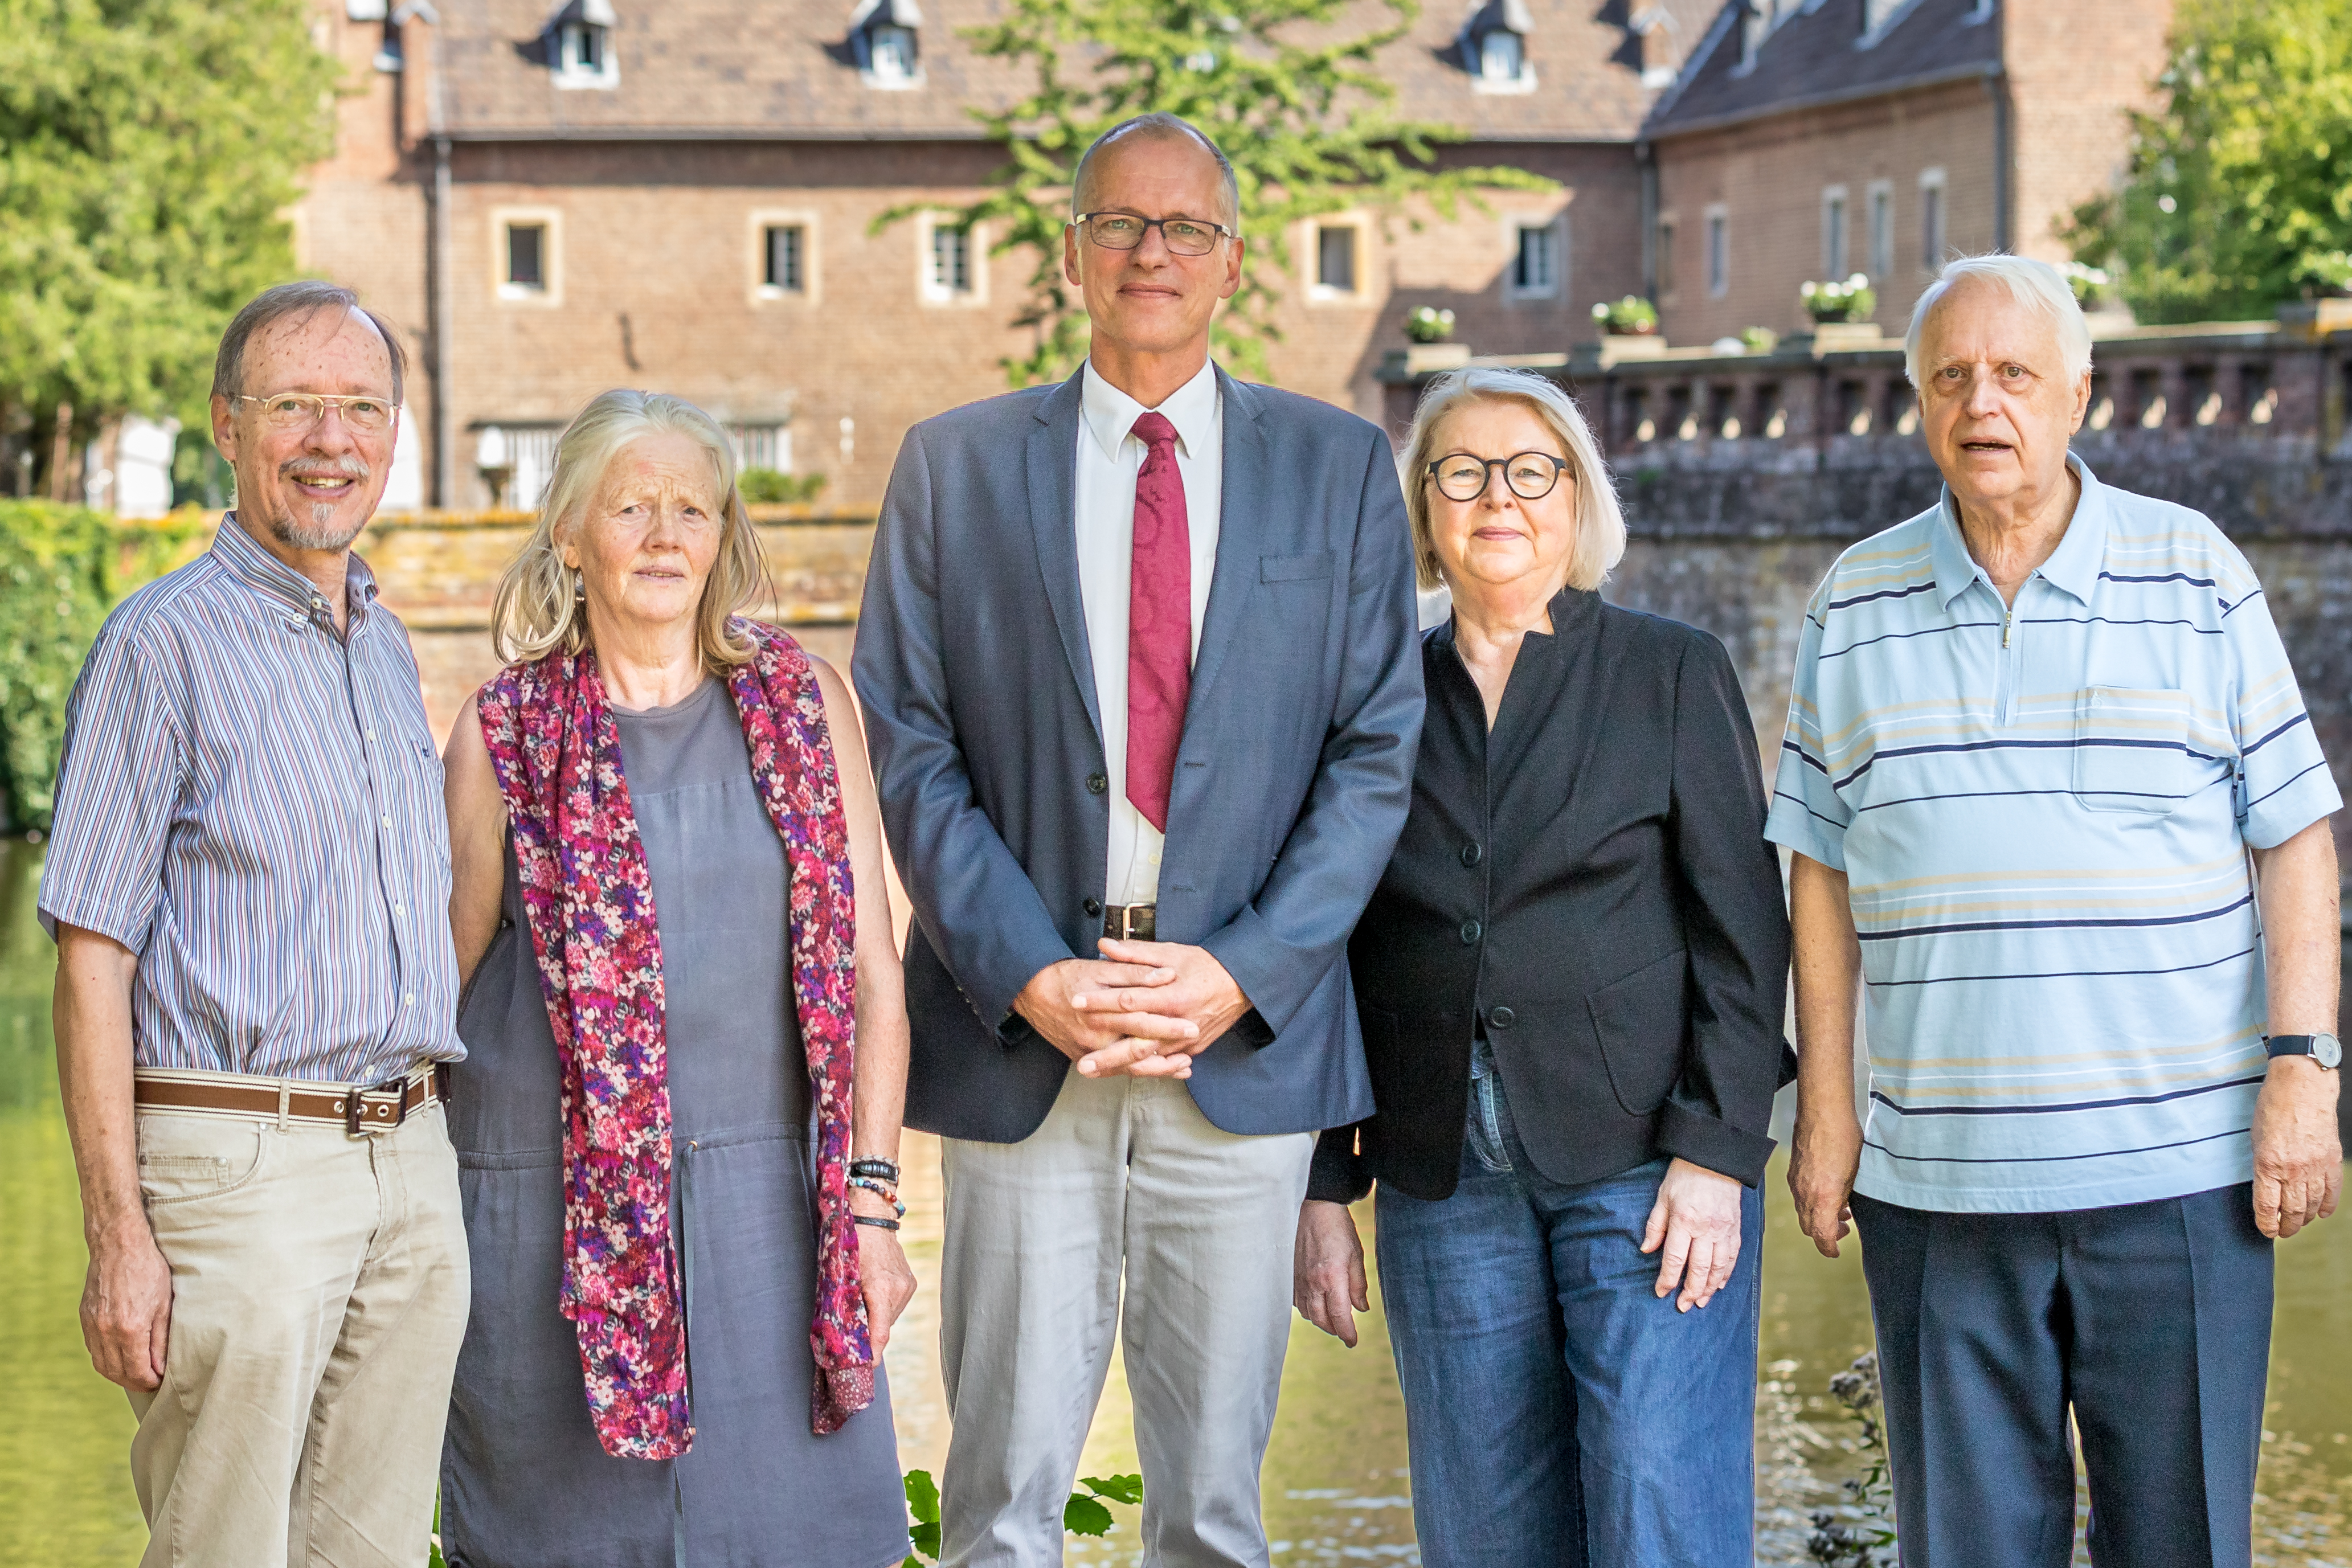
left=126, top=1097, right=469, bottom=1568
left=937, top=1070, right=1314, bottom=1568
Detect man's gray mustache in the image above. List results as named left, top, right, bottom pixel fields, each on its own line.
left=280, top=458, right=371, bottom=481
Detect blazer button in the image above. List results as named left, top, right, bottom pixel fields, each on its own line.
left=1461, top=841, right=1483, bottom=867
left=1488, top=1005, right=1515, bottom=1030
left=1083, top=898, right=1103, bottom=918
left=1459, top=919, right=1483, bottom=945
left=1086, top=772, right=1108, bottom=795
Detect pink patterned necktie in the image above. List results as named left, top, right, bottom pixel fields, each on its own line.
left=1126, top=410, right=1190, bottom=835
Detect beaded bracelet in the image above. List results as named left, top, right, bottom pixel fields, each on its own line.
left=848, top=1175, right=906, bottom=1217
left=852, top=1213, right=901, bottom=1232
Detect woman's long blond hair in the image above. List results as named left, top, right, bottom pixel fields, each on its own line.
left=490, top=390, right=774, bottom=668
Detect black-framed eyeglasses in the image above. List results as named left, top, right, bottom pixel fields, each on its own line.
left=1071, top=211, right=1237, bottom=257
left=1426, top=451, right=1571, bottom=502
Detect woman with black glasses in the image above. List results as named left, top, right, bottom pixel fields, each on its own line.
left=1291, top=366, right=1791, bottom=1566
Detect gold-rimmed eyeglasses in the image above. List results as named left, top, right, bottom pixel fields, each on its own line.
left=1427, top=451, right=1571, bottom=502
left=234, top=392, right=397, bottom=434
left=1071, top=212, right=1237, bottom=257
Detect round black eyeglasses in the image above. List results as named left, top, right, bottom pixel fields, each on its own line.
left=1426, top=452, right=1571, bottom=502
left=1072, top=212, right=1237, bottom=257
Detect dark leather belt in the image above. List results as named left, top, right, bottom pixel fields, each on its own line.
left=134, top=1064, right=451, bottom=1136
left=1103, top=902, right=1156, bottom=941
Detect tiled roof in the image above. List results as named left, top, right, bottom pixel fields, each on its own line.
left=1643, top=0, right=2001, bottom=138
left=427, top=0, right=1653, bottom=141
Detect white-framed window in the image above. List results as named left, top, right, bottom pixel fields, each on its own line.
left=474, top=423, right=563, bottom=510
left=553, top=18, right=618, bottom=88
left=1919, top=167, right=1948, bottom=272
left=748, top=210, right=820, bottom=305
left=918, top=214, right=983, bottom=304
left=1306, top=216, right=1371, bottom=302
left=492, top=207, right=563, bottom=305
left=1655, top=213, right=1677, bottom=297
left=1508, top=218, right=1562, bottom=300
left=1822, top=186, right=1849, bottom=279
left=1704, top=204, right=1729, bottom=298
left=1319, top=226, right=1357, bottom=291
left=1867, top=180, right=1894, bottom=280
left=729, top=424, right=793, bottom=475
left=869, top=23, right=916, bottom=83
left=766, top=225, right=801, bottom=292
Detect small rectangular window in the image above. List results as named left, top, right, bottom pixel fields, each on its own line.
left=1822, top=190, right=1848, bottom=279
left=561, top=22, right=602, bottom=72
left=1920, top=171, right=1947, bottom=271
left=1479, top=30, right=1523, bottom=81
left=869, top=23, right=915, bottom=83
left=1656, top=219, right=1676, bottom=296
left=1317, top=226, right=1357, bottom=292
left=1705, top=208, right=1728, bottom=298
left=930, top=225, right=971, bottom=296
left=506, top=224, right=546, bottom=290
left=764, top=225, right=804, bottom=293
left=1868, top=185, right=1893, bottom=280
left=1512, top=224, right=1556, bottom=296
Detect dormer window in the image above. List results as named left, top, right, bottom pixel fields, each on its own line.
left=1458, top=0, right=1534, bottom=93
left=849, top=0, right=923, bottom=88
left=550, top=0, right=618, bottom=89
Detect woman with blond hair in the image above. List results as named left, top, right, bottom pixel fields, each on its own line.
left=437, top=390, right=913, bottom=1566
left=1290, top=367, right=1791, bottom=1566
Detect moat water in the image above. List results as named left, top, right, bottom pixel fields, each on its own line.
left=2, top=839, right=2345, bottom=1566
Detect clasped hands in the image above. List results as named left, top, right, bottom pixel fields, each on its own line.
left=1013, top=937, right=1252, bottom=1079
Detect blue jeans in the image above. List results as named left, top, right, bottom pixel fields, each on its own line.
left=1374, top=1044, right=1762, bottom=1568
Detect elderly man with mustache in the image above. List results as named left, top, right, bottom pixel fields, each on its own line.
left=42, top=280, right=468, bottom=1567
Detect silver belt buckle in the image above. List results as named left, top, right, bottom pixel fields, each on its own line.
left=1103, top=903, right=1156, bottom=942
left=344, top=1076, right=410, bottom=1137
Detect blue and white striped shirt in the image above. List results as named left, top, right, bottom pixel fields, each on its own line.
left=39, top=516, right=463, bottom=1084
left=1766, top=458, right=2339, bottom=1213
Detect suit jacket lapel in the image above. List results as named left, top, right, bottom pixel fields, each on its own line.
left=1184, top=367, right=1262, bottom=714
left=1026, top=371, right=1102, bottom=743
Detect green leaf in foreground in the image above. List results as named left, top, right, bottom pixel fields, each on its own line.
left=1080, top=1472, right=1144, bottom=1505
left=1062, top=1494, right=1115, bottom=1537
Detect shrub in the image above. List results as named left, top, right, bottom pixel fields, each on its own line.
left=1590, top=295, right=1659, bottom=335
left=1404, top=306, right=1457, bottom=343
left=1801, top=275, right=1877, bottom=324
left=0, top=501, right=205, bottom=833
left=738, top=468, right=829, bottom=505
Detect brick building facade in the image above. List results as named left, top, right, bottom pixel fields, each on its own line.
left=293, top=0, right=2171, bottom=509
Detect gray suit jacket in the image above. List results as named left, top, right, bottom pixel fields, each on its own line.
left=853, top=366, right=1424, bottom=1143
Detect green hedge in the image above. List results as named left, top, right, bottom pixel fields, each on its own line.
left=0, top=501, right=207, bottom=833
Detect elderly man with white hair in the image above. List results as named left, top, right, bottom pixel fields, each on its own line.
left=1772, top=253, right=2341, bottom=1568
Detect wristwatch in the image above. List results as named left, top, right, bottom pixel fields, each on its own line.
left=2264, top=1033, right=2343, bottom=1070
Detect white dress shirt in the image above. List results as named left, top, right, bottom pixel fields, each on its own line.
left=1074, top=357, right=1224, bottom=908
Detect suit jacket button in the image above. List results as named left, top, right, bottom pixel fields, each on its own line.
left=1459, top=919, right=1482, bottom=945
left=1460, top=841, right=1483, bottom=867
left=1083, top=898, right=1103, bottom=917
left=1086, top=772, right=1108, bottom=795
left=1488, top=1005, right=1515, bottom=1030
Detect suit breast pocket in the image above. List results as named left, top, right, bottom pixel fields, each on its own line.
left=2073, top=687, right=2191, bottom=814
left=1259, top=551, right=1334, bottom=584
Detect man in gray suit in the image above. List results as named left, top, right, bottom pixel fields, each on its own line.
left=854, top=113, right=1423, bottom=1565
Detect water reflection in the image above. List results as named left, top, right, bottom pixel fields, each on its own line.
left=1, top=839, right=2345, bottom=1566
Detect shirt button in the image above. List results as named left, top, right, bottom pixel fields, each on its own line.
left=1460, top=841, right=1483, bottom=868
left=1083, top=898, right=1103, bottom=917
left=402, top=992, right=414, bottom=1006
left=365, top=728, right=377, bottom=742
left=1459, top=919, right=1483, bottom=945
left=391, top=902, right=404, bottom=916
left=379, top=814, right=392, bottom=828
left=1086, top=772, right=1108, bottom=795
left=1488, top=1005, right=1515, bottom=1030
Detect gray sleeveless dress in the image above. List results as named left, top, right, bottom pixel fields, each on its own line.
left=439, top=677, right=907, bottom=1568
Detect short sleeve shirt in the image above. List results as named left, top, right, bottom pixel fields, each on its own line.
left=1765, top=458, right=2340, bottom=1213
left=38, top=517, right=462, bottom=1084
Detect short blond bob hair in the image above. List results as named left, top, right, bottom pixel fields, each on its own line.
left=491, top=390, right=774, bottom=668
left=1399, top=366, right=1626, bottom=592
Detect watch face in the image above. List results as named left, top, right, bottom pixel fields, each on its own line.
left=2317, top=1034, right=2344, bottom=1070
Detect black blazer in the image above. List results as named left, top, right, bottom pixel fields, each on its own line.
left=1309, top=588, right=1792, bottom=1204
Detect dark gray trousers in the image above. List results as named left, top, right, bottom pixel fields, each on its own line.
left=1853, top=1183, right=2273, bottom=1568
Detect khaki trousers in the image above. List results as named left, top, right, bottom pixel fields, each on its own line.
left=127, top=1096, right=469, bottom=1568
left=937, top=1070, right=1314, bottom=1568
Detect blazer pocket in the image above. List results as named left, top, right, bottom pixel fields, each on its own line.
left=2072, top=687, right=2191, bottom=814
left=1585, top=948, right=1688, bottom=1118
left=1260, top=551, right=1335, bottom=583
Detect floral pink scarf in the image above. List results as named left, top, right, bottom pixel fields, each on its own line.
left=476, top=619, right=873, bottom=1458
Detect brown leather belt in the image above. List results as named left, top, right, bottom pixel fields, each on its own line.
left=1103, top=902, right=1156, bottom=941
left=133, top=1064, right=451, bottom=1136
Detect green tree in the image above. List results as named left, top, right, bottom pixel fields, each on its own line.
left=2066, top=0, right=2352, bottom=324
left=0, top=0, right=340, bottom=488
left=903, top=0, right=1552, bottom=386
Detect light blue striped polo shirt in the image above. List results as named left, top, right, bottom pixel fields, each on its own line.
left=1766, top=457, right=2340, bottom=1213
left=40, top=516, right=462, bottom=1085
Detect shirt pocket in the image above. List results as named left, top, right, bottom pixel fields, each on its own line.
left=2072, top=687, right=2192, bottom=813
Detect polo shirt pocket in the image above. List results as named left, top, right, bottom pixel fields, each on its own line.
left=2073, top=687, right=2191, bottom=813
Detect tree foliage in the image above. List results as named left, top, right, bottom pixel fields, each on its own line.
left=0, top=0, right=340, bottom=474
left=2066, top=0, right=2352, bottom=324
left=909, top=0, right=1552, bottom=386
